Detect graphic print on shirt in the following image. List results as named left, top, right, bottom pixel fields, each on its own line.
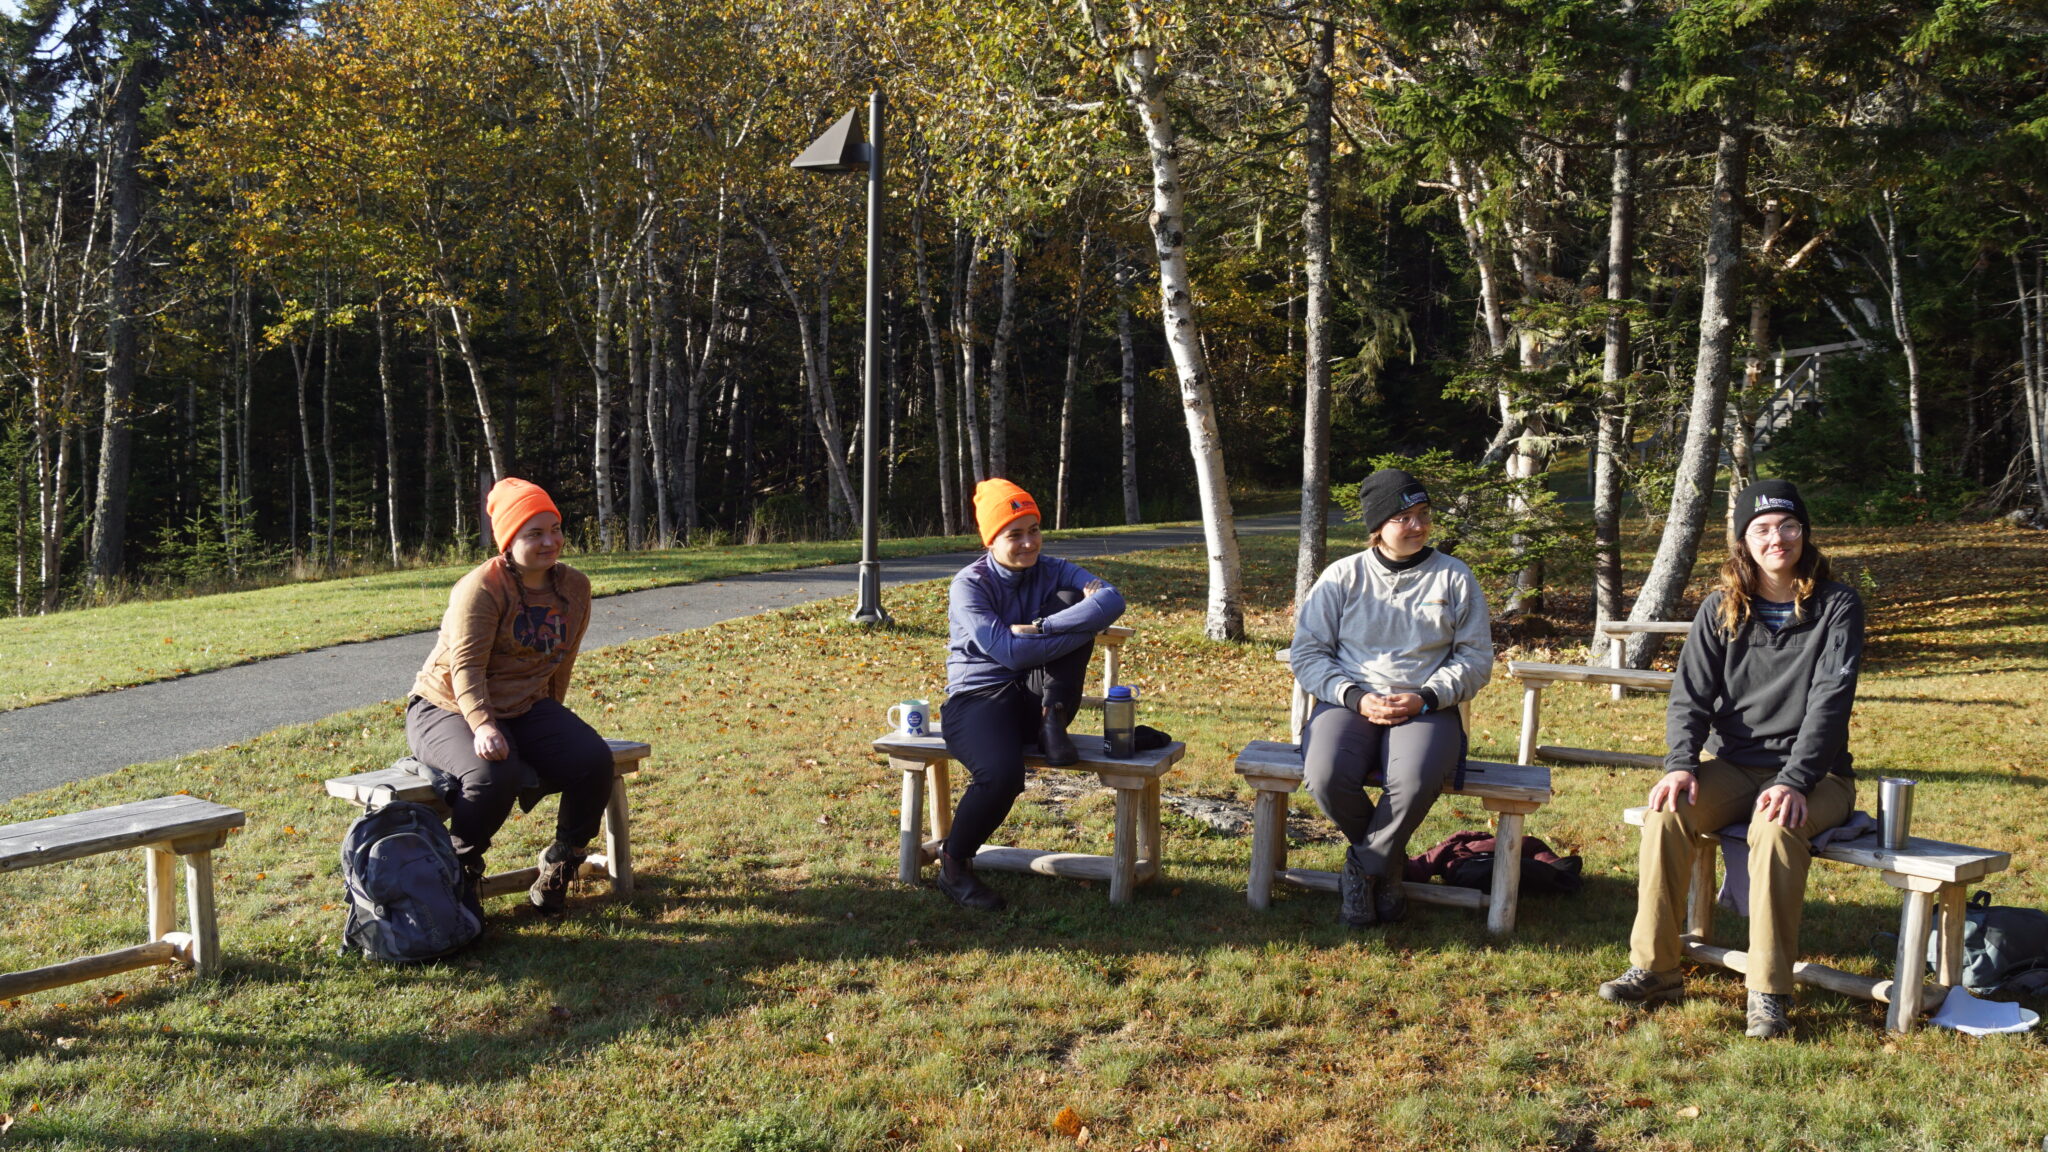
left=512, top=603, right=567, bottom=656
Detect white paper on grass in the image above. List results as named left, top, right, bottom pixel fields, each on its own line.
left=1927, top=987, right=2041, bottom=1036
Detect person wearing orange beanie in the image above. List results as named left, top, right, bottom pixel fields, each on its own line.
left=406, top=477, right=614, bottom=925
left=933, top=478, right=1126, bottom=911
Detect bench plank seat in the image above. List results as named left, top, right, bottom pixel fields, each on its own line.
left=1620, top=804, right=2011, bottom=1032
left=874, top=729, right=1184, bottom=905
left=1234, top=741, right=1551, bottom=934
left=1, top=795, right=244, bottom=871
left=325, top=739, right=650, bottom=898
left=0, top=796, right=245, bottom=997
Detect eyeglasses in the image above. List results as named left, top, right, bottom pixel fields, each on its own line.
left=1745, top=522, right=1804, bottom=541
left=1386, top=512, right=1432, bottom=530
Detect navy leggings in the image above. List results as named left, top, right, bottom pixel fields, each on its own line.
left=940, top=591, right=1093, bottom=863
left=405, top=695, right=614, bottom=865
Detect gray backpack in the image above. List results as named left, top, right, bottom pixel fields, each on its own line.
left=1927, top=891, right=2048, bottom=996
left=338, top=790, right=481, bottom=962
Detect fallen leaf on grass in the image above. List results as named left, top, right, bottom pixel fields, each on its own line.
left=1623, top=1097, right=1654, bottom=1109
left=1052, top=1107, right=1083, bottom=1137
left=1, top=1113, right=12, bottom=1135
left=1677, top=1105, right=1702, bottom=1118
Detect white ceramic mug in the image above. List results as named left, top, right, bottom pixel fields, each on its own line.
left=888, top=699, right=930, bottom=737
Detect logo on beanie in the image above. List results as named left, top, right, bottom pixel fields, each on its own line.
left=1011, top=499, right=1023, bottom=511
left=1754, top=495, right=1796, bottom=514
left=1399, top=488, right=1428, bottom=509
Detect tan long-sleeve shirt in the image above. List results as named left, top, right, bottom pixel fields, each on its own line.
left=409, top=556, right=593, bottom=732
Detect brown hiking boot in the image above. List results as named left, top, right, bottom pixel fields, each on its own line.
left=528, top=844, right=587, bottom=915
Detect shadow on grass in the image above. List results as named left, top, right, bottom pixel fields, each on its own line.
left=10, top=1119, right=454, bottom=1151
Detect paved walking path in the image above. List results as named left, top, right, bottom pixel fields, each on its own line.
left=0, top=514, right=1309, bottom=800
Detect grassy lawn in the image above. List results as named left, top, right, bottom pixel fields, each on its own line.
left=1, top=521, right=2044, bottom=1150
left=0, top=521, right=1219, bottom=713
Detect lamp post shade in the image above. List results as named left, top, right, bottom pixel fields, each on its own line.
left=791, top=109, right=871, bottom=173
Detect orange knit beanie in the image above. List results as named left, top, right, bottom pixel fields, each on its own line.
left=974, top=478, right=1039, bottom=547
left=486, top=477, right=560, bottom=553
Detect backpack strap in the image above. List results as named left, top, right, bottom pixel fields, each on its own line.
left=366, top=782, right=402, bottom=813
left=1971, top=890, right=1994, bottom=910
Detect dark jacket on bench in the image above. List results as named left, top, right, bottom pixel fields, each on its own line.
left=1664, top=581, right=1864, bottom=794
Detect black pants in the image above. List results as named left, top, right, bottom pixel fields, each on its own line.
left=404, top=695, right=614, bottom=865
left=940, top=591, right=1093, bottom=863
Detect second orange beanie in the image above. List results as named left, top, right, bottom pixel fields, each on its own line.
left=973, top=478, right=1039, bottom=547
left=486, top=477, right=560, bottom=553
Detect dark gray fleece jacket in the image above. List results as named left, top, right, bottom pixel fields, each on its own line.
left=1664, top=581, right=1865, bottom=794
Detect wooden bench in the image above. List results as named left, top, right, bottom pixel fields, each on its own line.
left=1234, top=742, right=1552, bottom=934
left=1622, top=806, right=2011, bottom=1032
left=1507, top=660, right=1674, bottom=768
left=325, top=738, right=650, bottom=900
left=1597, top=621, right=1691, bottom=701
left=0, top=796, right=246, bottom=997
left=874, top=731, right=1184, bottom=904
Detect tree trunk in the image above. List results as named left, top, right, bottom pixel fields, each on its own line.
left=1295, top=15, right=1335, bottom=612
left=88, top=69, right=144, bottom=591
left=1626, top=116, right=1749, bottom=657
left=2022, top=254, right=2048, bottom=515
left=445, top=304, right=508, bottom=480
left=753, top=218, right=858, bottom=529
left=626, top=290, right=647, bottom=550
left=289, top=314, right=319, bottom=564
left=1118, top=294, right=1140, bottom=524
left=1879, top=192, right=1926, bottom=488
left=988, top=243, right=1019, bottom=477
left=591, top=270, right=616, bottom=549
left=1056, top=229, right=1091, bottom=529
left=321, top=292, right=337, bottom=567
left=955, top=232, right=986, bottom=481
left=1592, top=54, right=1638, bottom=645
left=1091, top=0, right=1245, bottom=639
left=376, top=297, right=401, bottom=564
left=912, top=180, right=960, bottom=535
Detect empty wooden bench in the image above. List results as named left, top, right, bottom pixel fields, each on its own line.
left=874, top=731, right=1185, bottom=905
left=1234, top=742, right=1553, bottom=934
left=1507, top=660, right=1674, bottom=768
left=0, top=795, right=246, bottom=997
left=325, top=738, right=650, bottom=899
left=1622, top=805, right=2010, bottom=1032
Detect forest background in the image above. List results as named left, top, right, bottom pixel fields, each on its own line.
left=5, top=0, right=2048, bottom=648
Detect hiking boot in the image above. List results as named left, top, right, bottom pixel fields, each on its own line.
left=1745, top=991, right=1793, bottom=1039
left=1339, top=845, right=1377, bottom=928
left=1037, top=705, right=1079, bottom=767
left=528, top=843, right=587, bottom=916
left=1374, top=868, right=1409, bottom=924
left=935, top=850, right=1005, bottom=911
left=1597, top=966, right=1685, bottom=1005
left=457, top=856, right=487, bottom=926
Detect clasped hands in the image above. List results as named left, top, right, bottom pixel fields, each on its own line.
left=1355, top=691, right=1424, bottom=726
left=1647, top=770, right=1807, bottom=829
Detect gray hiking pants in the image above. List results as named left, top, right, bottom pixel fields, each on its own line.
left=1301, top=701, right=1463, bottom=875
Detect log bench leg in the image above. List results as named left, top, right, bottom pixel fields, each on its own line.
left=1247, top=787, right=1288, bottom=910
left=602, top=775, right=634, bottom=896
left=896, top=756, right=927, bottom=885
left=927, top=760, right=953, bottom=844
left=1517, top=684, right=1541, bottom=766
left=1110, top=785, right=1140, bottom=904
left=1885, top=871, right=1946, bottom=1033
left=1935, top=884, right=1967, bottom=988
left=1485, top=801, right=1538, bottom=935
left=1686, top=831, right=1717, bottom=942
left=1138, top=778, right=1161, bottom=882
left=146, top=848, right=177, bottom=942
left=182, top=850, right=221, bottom=979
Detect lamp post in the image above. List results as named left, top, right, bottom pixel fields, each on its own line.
left=793, top=91, right=892, bottom=626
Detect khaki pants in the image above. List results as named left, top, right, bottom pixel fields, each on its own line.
left=1628, top=758, right=1855, bottom=994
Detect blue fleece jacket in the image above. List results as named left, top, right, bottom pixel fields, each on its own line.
left=945, top=553, right=1126, bottom=695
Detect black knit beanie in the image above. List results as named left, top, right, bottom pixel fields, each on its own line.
left=1732, top=479, right=1809, bottom=539
left=1356, top=468, right=1431, bottom=533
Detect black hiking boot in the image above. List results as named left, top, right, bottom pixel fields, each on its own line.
left=528, top=842, right=587, bottom=916
left=1037, top=705, right=1079, bottom=767
left=935, top=850, right=1005, bottom=911
left=1339, top=844, right=1377, bottom=929
left=457, top=855, right=487, bottom=927
left=1374, top=866, right=1409, bottom=924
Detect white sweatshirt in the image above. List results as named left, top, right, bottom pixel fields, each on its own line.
left=1290, top=548, right=1494, bottom=711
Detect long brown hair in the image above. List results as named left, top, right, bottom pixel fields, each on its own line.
left=1715, top=527, right=1829, bottom=638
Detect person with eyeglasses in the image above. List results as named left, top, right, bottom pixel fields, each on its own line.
left=1290, top=468, right=1493, bottom=928
left=1599, top=479, right=1865, bottom=1040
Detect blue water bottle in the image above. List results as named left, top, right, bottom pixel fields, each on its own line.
left=1103, top=685, right=1137, bottom=759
